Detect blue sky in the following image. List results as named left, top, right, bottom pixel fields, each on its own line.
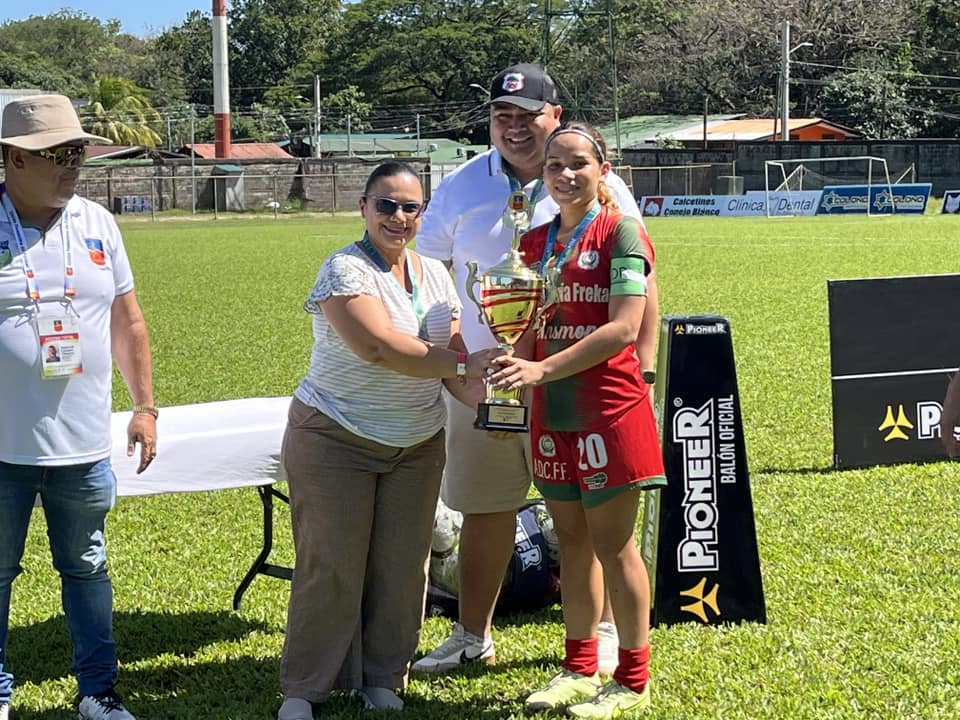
left=1, top=2, right=207, bottom=37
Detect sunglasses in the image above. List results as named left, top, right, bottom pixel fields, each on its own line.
left=30, top=145, right=87, bottom=167
left=364, top=195, right=425, bottom=217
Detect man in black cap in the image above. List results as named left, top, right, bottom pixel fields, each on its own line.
left=415, top=63, right=659, bottom=679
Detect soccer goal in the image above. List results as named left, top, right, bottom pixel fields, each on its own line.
left=763, top=156, right=894, bottom=217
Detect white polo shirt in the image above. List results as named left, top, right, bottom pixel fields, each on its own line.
left=0, top=194, right=134, bottom=465
left=417, top=147, right=643, bottom=351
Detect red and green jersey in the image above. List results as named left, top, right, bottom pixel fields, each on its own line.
left=518, top=204, right=654, bottom=431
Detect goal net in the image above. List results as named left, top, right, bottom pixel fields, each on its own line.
left=764, top=156, right=893, bottom=217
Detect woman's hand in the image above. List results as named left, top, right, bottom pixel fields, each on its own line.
left=466, top=347, right=509, bottom=379
left=489, top=354, right=546, bottom=390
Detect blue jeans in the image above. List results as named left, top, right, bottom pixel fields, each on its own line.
left=0, top=458, right=118, bottom=703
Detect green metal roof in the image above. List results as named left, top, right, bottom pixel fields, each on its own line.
left=596, top=114, right=745, bottom=149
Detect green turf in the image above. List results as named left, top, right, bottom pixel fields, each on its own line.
left=8, top=213, right=960, bottom=719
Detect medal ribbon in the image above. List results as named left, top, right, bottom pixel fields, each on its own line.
left=0, top=185, right=76, bottom=300
left=356, top=232, right=428, bottom=338
left=506, top=172, right=544, bottom=228
left=540, top=202, right=601, bottom=273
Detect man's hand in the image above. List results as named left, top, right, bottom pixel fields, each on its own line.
left=127, top=413, right=157, bottom=474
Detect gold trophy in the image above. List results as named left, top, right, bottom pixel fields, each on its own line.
left=465, top=199, right=544, bottom=432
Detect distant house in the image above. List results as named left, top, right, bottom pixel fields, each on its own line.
left=85, top=145, right=184, bottom=162
left=295, top=133, right=473, bottom=162
left=650, top=118, right=860, bottom=150
left=598, top=115, right=860, bottom=152
left=179, top=143, right=294, bottom=160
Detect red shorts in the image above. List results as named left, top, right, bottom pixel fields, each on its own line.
left=531, top=398, right=666, bottom=508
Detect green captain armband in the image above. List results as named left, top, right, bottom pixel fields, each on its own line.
left=610, top=256, right=648, bottom=296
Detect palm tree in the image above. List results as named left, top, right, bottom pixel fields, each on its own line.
left=83, top=77, right=163, bottom=147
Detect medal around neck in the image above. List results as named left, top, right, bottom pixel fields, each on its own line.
left=502, top=189, right=531, bottom=233
left=465, top=249, right=543, bottom=432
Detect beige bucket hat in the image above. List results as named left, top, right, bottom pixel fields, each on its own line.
left=0, top=94, right=112, bottom=150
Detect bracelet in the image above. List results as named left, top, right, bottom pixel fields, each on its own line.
left=456, top=352, right=468, bottom=385
left=132, top=404, right=159, bottom=419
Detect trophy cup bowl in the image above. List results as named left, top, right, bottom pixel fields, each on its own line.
left=465, top=249, right=543, bottom=432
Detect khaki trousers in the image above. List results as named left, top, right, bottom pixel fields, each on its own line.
left=279, top=398, right=445, bottom=699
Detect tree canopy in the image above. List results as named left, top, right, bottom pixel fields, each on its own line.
left=2, top=0, right=959, bottom=144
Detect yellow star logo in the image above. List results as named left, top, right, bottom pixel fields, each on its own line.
left=679, top=577, right=720, bottom=623
left=878, top=404, right=913, bottom=442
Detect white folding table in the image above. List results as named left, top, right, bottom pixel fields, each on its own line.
left=110, top=396, right=293, bottom=610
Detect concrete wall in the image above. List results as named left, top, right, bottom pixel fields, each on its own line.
left=623, top=139, right=960, bottom=197
left=0, top=157, right=431, bottom=213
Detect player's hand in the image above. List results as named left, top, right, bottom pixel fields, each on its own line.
left=489, top=354, right=545, bottom=390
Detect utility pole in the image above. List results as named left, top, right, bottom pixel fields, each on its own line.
left=346, top=114, right=352, bottom=156
left=313, top=74, right=322, bottom=159
left=780, top=19, right=790, bottom=142
left=779, top=20, right=811, bottom=143
left=189, top=106, right=196, bottom=214
left=416, top=113, right=421, bottom=154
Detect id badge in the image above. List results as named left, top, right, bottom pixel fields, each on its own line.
left=37, top=310, right=83, bottom=379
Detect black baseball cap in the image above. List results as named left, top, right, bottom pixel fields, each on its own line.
left=488, top=63, right=559, bottom=111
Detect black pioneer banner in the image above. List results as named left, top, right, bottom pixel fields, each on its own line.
left=828, top=275, right=960, bottom=469
left=641, top=315, right=766, bottom=627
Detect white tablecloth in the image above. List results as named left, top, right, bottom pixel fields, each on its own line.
left=110, top=396, right=290, bottom=497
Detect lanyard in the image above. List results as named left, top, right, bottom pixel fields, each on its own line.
left=506, top=171, right=544, bottom=226
left=541, top=202, right=601, bottom=272
left=357, top=233, right=428, bottom=337
left=0, top=185, right=75, bottom=300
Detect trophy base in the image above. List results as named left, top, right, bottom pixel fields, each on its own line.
left=474, top=402, right=529, bottom=433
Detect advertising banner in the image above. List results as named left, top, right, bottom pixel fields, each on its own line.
left=639, top=191, right=820, bottom=218
left=817, top=183, right=931, bottom=214
left=828, top=274, right=960, bottom=468
left=643, top=315, right=766, bottom=626
left=942, top=190, right=960, bottom=214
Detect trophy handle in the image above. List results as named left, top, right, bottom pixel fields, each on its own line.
left=464, top=260, right=484, bottom=323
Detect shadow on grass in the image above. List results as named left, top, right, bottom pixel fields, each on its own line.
left=492, top=604, right=563, bottom=628
left=13, top=654, right=556, bottom=720
left=753, top=463, right=836, bottom=475
left=6, top=609, right=269, bottom=687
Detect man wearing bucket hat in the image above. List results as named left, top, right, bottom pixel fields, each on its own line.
left=0, top=94, right=157, bottom=720
left=414, top=64, right=660, bottom=680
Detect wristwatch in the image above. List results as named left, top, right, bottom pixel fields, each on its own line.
left=132, top=404, right=159, bottom=419
left=641, top=370, right=656, bottom=385
left=456, top=353, right=468, bottom=385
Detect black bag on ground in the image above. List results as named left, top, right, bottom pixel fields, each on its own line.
left=425, top=500, right=560, bottom=619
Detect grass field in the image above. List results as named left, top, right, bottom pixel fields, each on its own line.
left=8, top=212, right=960, bottom=719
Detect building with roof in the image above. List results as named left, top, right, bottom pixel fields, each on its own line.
left=179, top=142, right=293, bottom=159
left=602, top=116, right=860, bottom=151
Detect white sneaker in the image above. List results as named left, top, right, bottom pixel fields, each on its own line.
left=597, top=621, right=619, bottom=676
left=359, top=687, right=403, bottom=711
left=77, top=690, right=136, bottom=720
left=411, top=622, right=495, bottom=673
left=277, top=697, right=313, bottom=720
left=0, top=701, right=8, bottom=720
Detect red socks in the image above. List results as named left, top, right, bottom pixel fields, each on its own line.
left=613, top=645, right=650, bottom=693
left=562, top=637, right=599, bottom=676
